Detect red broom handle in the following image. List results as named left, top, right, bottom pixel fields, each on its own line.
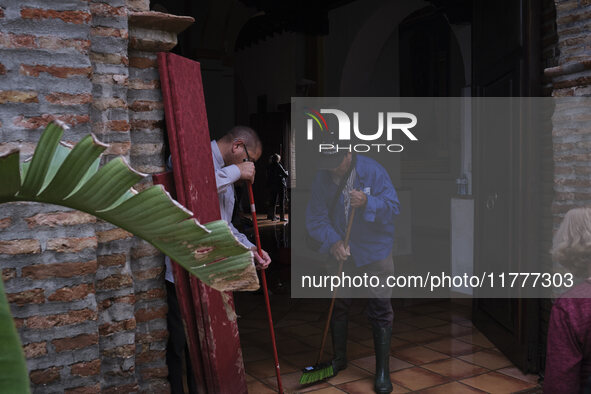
left=247, top=182, right=284, bottom=394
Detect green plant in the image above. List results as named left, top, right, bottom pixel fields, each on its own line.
left=0, top=122, right=259, bottom=392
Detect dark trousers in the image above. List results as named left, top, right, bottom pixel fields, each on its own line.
left=331, top=254, right=394, bottom=328
left=166, top=281, right=198, bottom=394
left=268, top=186, right=286, bottom=219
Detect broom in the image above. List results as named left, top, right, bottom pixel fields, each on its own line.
left=246, top=182, right=284, bottom=394
left=300, top=207, right=356, bottom=385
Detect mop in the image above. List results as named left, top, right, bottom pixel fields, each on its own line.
left=246, top=182, right=284, bottom=394
left=300, top=208, right=356, bottom=385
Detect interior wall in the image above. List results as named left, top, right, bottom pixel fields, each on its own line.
left=227, top=0, right=474, bottom=272
left=330, top=0, right=428, bottom=97
left=234, top=32, right=305, bottom=119
left=201, top=59, right=235, bottom=139
left=324, top=0, right=472, bottom=270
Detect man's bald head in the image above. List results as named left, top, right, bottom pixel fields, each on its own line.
left=221, top=126, right=262, bottom=154
left=217, top=125, right=262, bottom=166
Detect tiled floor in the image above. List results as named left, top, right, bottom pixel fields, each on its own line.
left=235, top=294, right=541, bottom=393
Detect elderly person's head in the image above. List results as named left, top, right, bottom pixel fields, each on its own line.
left=551, top=207, right=591, bottom=276
left=217, top=126, right=262, bottom=166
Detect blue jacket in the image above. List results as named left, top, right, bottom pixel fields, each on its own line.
left=306, top=155, right=400, bottom=267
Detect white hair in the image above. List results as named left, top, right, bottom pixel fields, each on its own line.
left=551, top=207, right=591, bottom=276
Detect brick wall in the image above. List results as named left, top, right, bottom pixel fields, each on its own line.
left=536, top=0, right=591, bottom=374
left=0, top=1, right=191, bottom=392
left=547, top=0, right=591, bottom=253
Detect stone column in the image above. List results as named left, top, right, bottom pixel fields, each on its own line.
left=127, top=10, right=193, bottom=393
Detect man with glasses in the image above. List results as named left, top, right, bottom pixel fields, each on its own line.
left=165, top=125, right=271, bottom=393
left=208, top=125, right=272, bottom=267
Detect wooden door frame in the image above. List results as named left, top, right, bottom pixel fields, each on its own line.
left=472, top=0, right=542, bottom=373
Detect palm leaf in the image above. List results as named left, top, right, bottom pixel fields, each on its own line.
left=0, top=278, right=29, bottom=393
left=2, top=121, right=259, bottom=291
left=0, top=122, right=261, bottom=392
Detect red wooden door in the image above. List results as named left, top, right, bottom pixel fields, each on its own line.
left=158, top=52, right=247, bottom=394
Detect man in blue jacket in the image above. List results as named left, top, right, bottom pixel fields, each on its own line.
left=306, top=151, right=399, bottom=394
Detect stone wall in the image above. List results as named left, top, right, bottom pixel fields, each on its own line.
left=547, top=0, right=591, bottom=237
left=0, top=0, right=192, bottom=392
left=538, top=0, right=591, bottom=373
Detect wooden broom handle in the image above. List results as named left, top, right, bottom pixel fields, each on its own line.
left=316, top=207, right=356, bottom=364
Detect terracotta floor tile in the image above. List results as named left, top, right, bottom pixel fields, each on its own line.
left=264, top=370, right=330, bottom=393
left=277, top=338, right=315, bottom=356
left=306, top=387, right=347, bottom=394
left=461, top=371, right=537, bottom=393
left=394, top=329, right=443, bottom=344
left=406, top=304, right=448, bottom=315
left=242, top=346, right=271, bottom=362
left=286, top=351, right=325, bottom=370
left=247, top=379, right=277, bottom=393
left=497, top=366, right=540, bottom=384
left=246, top=359, right=281, bottom=379
left=390, top=337, right=411, bottom=349
left=416, top=381, right=487, bottom=393
left=424, top=338, right=481, bottom=356
left=293, top=299, right=330, bottom=317
left=400, top=316, right=448, bottom=329
left=456, top=332, right=495, bottom=348
left=358, top=336, right=410, bottom=350
left=238, top=296, right=534, bottom=394
left=455, top=320, right=475, bottom=328
left=246, top=358, right=298, bottom=379
left=389, top=356, right=416, bottom=372
left=346, top=341, right=374, bottom=359
left=348, top=325, right=374, bottom=341
left=335, top=377, right=410, bottom=394
left=239, top=317, right=271, bottom=330
left=393, top=345, right=449, bottom=365
left=325, top=364, right=372, bottom=385
left=395, top=309, right=417, bottom=319
left=350, top=355, right=413, bottom=374
left=279, top=324, right=323, bottom=338
left=427, top=323, right=474, bottom=337
left=421, top=358, right=488, bottom=379
left=310, top=320, right=332, bottom=329
left=336, top=377, right=375, bottom=394
left=393, top=321, right=417, bottom=334
left=428, top=312, right=471, bottom=324
left=297, top=334, right=325, bottom=349
left=458, top=349, right=513, bottom=370
left=275, top=319, right=313, bottom=328
left=390, top=383, right=412, bottom=393
left=390, top=367, right=450, bottom=391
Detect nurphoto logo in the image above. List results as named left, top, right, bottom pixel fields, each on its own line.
left=305, top=109, right=418, bottom=153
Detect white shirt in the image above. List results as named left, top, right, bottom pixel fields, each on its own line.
left=165, top=140, right=254, bottom=283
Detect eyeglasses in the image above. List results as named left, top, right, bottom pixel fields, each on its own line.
left=242, top=143, right=253, bottom=162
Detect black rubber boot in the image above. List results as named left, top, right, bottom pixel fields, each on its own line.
left=331, top=320, right=348, bottom=374
left=372, top=323, right=393, bottom=394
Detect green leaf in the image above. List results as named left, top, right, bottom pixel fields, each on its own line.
left=0, top=121, right=260, bottom=391
left=18, top=123, right=63, bottom=198
left=0, top=149, right=20, bottom=203
left=64, top=157, right=144, bottom=211
left=39, top=143, right=72, bottom=193
left=0, top=279, right=30, bottom=394
left=38, top=134, right=107, bottom=201
left=4, top=122, right=258, bottom=291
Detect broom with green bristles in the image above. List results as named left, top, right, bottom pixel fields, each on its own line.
left=300, top=208, right=356, bottom=385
